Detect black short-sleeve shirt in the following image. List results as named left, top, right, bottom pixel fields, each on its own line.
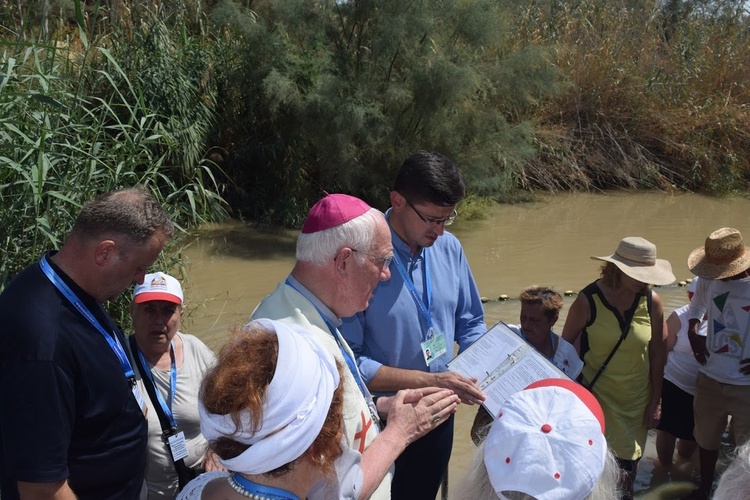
left=0, top=253, right=147, bottom=499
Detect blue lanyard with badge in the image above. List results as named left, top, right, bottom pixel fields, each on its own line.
left=131, top=338, right=190, bottom=462
left=391, top=249, right=447, bottom=366
left=38, top=255, right=148, bottom=416
left=285, top=278, right=381, bottom=428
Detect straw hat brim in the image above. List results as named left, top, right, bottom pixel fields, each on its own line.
left=687, top=245, right=750, bottom=280
left=591, top=255, right=675, bottom=286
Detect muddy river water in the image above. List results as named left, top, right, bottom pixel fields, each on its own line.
left=179, top=191, right=750, bottom=498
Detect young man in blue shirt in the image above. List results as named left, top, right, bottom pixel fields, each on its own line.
left=341, top=151, right=486, bottom=500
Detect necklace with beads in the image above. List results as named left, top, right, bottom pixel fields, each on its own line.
left=227, top=472, right=301, bottom=500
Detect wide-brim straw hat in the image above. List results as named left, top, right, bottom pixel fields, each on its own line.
left=688, top=227, right=750, bottom=280
left=591, top=237, right=675, bottom=286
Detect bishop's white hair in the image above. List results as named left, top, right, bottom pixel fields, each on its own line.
left=296, top=208, right=383, bottom=266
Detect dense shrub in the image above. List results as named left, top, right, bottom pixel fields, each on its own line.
left=208, top=0, right=560, bottom=224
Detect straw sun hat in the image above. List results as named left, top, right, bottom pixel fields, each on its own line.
left=688, top=227, right=750, bottom=280
left=591, top=237, right=675, bottom=286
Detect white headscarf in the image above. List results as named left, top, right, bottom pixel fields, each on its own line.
left=199, top=318, right=340, bottom=474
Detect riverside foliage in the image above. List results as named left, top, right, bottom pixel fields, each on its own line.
left=0, top=0, right=228, bottom=326
left=2, top=0, right=750, bottom=230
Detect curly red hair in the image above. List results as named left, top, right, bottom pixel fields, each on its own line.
left=201, top=324, right=344, bottom=477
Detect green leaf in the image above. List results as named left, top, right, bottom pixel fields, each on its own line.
left=30, top=93, right=64, bottom=108
left=75, top=0, right=89, bottom=48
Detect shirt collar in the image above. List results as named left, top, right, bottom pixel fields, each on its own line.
left=385, top=207, right=424, bottom=259
left=45, top=250, right=99, bottom=307
left=43, top=251, right=119, bottom=332
left=286, top=274, right=342, bottom=327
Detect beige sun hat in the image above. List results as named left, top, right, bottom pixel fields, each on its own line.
left=687, top=227, right=750, bottom=280
left=591, top=237, right=675, bottom=286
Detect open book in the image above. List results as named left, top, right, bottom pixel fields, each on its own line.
left=448, top=321, right=570, bottom=417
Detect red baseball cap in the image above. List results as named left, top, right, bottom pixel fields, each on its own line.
left=132, top=272, right=183, bottom=304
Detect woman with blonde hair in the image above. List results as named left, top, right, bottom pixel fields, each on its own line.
left=562, top=237, right=674, bottom=499
left=178, top=318, right=344, bottom=499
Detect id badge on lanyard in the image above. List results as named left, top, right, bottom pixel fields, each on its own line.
left=165, top=429, right=189, bottom=461
left=131, top=383, right=148, bottom=416
left=392, top=249, right=446, bottom=366
left=421, top=328, right=447, bottom=366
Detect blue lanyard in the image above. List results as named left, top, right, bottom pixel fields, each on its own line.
left=519, top=329, right=556, bottom=362
left=39, top=255, right=135, bottom=381
left=285, top=278, right=370, bottom=401
left=135, top=341, right=177, bottom=427
left=391, top=248, right=433, bottom=335
left=230, top=472, right=300, bottom=500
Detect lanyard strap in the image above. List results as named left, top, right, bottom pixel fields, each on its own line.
left=284, top=279, right=371, bottom=401
left=128, top=335, right=196, bottom=490
left=135, top=340, right=178, bottom=426
left=391, top=248, right=433, bottom=334
left=39, top=256, right=135, bottom=380
left=230, top=472, right=301, bottom=500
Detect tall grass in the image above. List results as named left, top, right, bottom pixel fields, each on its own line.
left=515, top=0, right=750, bottom=193
left=0, top=1, right=228, bottom=324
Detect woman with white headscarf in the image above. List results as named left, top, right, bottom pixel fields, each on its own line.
left=177, top=318, right=344, bottom=499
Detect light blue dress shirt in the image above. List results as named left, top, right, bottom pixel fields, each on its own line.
left=340, top=210, right=486, bottom=395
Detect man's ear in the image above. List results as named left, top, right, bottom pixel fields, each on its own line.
left=390, top=191, right=407, bottom=212
left=333, top=247, right=354, bottom=278
left=94, top=240, right=117, bottom=267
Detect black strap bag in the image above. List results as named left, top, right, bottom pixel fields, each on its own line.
left=129, top=335, right=199, bottom=492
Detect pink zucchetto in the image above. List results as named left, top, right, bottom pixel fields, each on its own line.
left=301, top=193, right=372, bottom=234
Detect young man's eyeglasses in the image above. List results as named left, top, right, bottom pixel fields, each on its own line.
left=351, top=249, right=393, bottom=270
left=405, top=198, right=458, bottom=226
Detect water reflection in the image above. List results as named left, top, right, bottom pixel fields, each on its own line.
left=180, top=191, right=750, bottom=497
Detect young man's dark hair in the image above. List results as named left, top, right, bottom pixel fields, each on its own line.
left=393, top=151, right=465, bottom=206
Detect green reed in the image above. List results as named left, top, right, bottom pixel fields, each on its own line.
left=0, top=1, right=228, bottom=327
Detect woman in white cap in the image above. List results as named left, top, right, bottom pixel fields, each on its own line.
left=562, top=237, right=675, bottom=499
left=177, top=318, right=344, bottom=499
left=128, top=272, right=221, bottom=498
left=455, top=378, right=620, bottom=500
left=655, top=277, right=704, bottom=467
